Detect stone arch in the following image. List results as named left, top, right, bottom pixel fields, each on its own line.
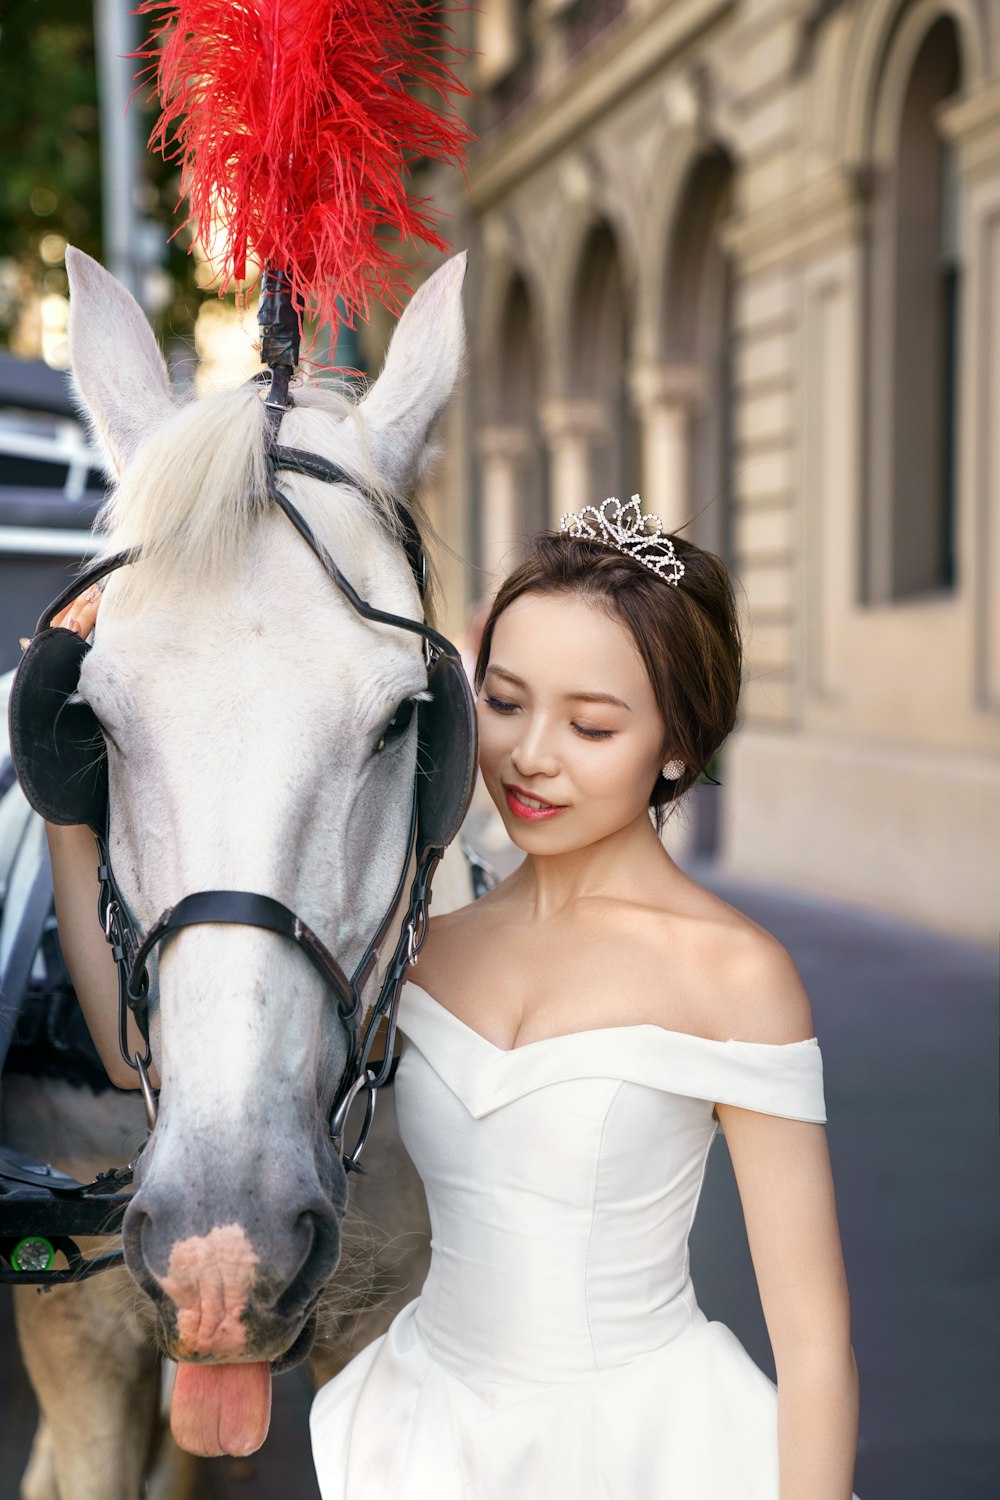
left=639, top=144, right=737, bottom=862
left=475, top=267, right=549, bottom=576
left=863, top=9, right=965, bottom=601
left=641, top=130, right=713, bottom=362
left=496, top=271, right=547, bottom=543
left=568, top=221, right=629, bottom=377
left=639, top=104, right=743, bottom=355
left=546, top=159, right=641, bottom=396
left=561, top=218, right=636, bottom=498
left=835, top=0, right=990, bottom=169
left=668, top=146, right=735, bottom=552
left=476, top=234, right=549, bottom=416
left=634, top=145, right=736, bottom=559
left=661, top=145, right=735, bottom=366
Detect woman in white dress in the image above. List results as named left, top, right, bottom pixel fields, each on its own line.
left=40, top=501, right=860, bottom=1498
left=309, top=504, right=861, bottom=1500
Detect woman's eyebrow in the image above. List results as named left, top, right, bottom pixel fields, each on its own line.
left=487, top=665, right=631, bottom=712
left=571, top=691, right=632, bottom=711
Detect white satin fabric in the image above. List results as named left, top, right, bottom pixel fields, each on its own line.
left=311, top=981, right=858, bottom=1499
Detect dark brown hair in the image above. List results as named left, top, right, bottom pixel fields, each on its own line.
left=474, top=531, right=744, bottom=831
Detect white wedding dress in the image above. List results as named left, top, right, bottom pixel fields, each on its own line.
left=310, top=980, right=860, bottom=1499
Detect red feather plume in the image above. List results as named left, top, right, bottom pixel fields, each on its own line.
left=135, top=0, right=472, bottom=341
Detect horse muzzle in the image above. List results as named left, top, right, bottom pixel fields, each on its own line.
left=122, top=1167, right=344, bottom=1365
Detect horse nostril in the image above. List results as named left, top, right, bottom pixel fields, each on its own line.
left=122, top=1202, right=147, bottom=1259
left=296, top=1209, right=317, bottom=1265
left=274, top=1206, right=339, bottom=1319
left=121, top=1203, right=169, bottom=1303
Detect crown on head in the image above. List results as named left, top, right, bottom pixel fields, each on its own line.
left=559, top=496, right=685, bottom=586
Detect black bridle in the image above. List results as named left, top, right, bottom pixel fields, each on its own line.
left=30, top=438, right=474, bottom=1173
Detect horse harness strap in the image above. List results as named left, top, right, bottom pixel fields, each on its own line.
left=268, top=444, right=429, bottom=601
left=8, top=441, right=478, bottom=1173
left=130, top=892, right=360, bottom=1019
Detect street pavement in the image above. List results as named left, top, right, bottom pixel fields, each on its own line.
left=681, top=861, right=999, bottom=1500
left=2, top=858, right=997, bottom=1498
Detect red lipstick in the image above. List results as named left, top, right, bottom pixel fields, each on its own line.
left=504, top=784, right=568, bottom=822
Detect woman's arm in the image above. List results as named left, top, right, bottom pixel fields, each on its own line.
left=45, top=822, right=152, bottom=1090
left=714, top=934, right=859, bottom=1500
left=31, top=583, right=153, bottom=1090
left=717, top=1103, right=860, bottom=1500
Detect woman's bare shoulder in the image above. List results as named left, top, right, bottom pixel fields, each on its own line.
left=641, top=877, right=817, bottom=1045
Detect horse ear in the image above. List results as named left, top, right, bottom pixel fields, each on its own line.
left=359, top=252, right=467, bottom=490
left=65, top=246, right=173, bottom=478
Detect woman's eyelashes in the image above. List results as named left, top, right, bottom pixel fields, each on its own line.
left=483, top=693, right=517, bottom=714
left=482, top=694, right=615, bottom=741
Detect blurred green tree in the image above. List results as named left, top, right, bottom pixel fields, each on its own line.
left=0, top=0, right=199, bottom=347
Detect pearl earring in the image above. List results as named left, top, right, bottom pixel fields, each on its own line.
left=661, top=758, right=685, bottom=780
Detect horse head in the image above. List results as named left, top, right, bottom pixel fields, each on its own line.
left=62, top=246, right=467, bottom=1450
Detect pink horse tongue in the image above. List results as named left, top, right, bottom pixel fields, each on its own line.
left=171, top=1362, right=272, bottom=1457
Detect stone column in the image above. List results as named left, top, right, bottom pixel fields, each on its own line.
left=629, top=361, right=703, bottom=529
left=539, top=397, right=608, bottom=524
left=476, top=423, right=533, bottom=581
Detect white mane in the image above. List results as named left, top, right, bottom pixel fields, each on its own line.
left=95, top=381, right=436, bottom=618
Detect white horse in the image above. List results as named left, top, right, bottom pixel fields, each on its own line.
left=1, top=245, right=472, bottom=1498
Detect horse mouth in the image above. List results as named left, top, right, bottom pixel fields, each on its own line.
left=159, top=1298, right=320, bottom=1369
left=270, top=1305, right=319, bottom=1372
left=167, top=1305, right=320, bottom=1458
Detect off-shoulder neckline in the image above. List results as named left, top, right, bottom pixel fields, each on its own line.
left=401, top=981, right=819, bottom=1057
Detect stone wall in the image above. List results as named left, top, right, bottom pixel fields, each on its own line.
left=388, top=0, right=1000, bottom=940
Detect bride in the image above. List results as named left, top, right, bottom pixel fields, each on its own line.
left=308, top=504, right=861, bottom=1499
left=43, top=501, right=860, bottom=1499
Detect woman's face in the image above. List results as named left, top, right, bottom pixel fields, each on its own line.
left=477, top=591, right=668, bottom=855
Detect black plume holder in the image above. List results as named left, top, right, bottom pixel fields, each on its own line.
left=258, top=264, right=301, bottom=417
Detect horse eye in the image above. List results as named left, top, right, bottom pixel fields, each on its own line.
left=375, top=698, right=416, bottom=753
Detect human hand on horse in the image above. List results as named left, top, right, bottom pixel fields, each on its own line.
left=20, top=582, right=103, bottom=651
left=50, top=582, right=102, bottom=640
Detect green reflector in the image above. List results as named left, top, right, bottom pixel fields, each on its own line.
left=11, top=1237, right=55, bottom=1273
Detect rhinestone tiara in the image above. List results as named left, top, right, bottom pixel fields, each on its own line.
left=559, top=495, right=685, bottom=586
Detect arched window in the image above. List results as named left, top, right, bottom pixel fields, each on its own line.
left=663, top=146, right=735, bottom=565
left=570, top=220, right=636, bottom=494
left=659, top=146, right=735, bottom=859
left=865, top=15, right=962, bottom=602
left=497, top=273, right=547, bottom=548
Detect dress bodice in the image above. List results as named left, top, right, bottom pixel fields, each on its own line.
left=394, top=981, right=826, bottom=1386
left=309, top=984, right=851, bottom=1500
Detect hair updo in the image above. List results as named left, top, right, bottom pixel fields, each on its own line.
left=473, top=530, right=744, bottom=831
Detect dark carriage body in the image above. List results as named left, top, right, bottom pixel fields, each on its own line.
left=0, top=759, right=134, bottom=1283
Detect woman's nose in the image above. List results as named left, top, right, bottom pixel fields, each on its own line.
left=510, top=719, right=559, bottom=778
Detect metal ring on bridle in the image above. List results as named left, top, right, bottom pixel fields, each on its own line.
left=330, top=1069, right=377, bottom=1169
left=135, top=1053, right=159, bottom=1133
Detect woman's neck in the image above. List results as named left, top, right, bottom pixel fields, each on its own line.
left=511, top=814, right=677, bottom=921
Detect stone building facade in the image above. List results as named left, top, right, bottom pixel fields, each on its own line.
left=393, top=0, right=1000, bottom=941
